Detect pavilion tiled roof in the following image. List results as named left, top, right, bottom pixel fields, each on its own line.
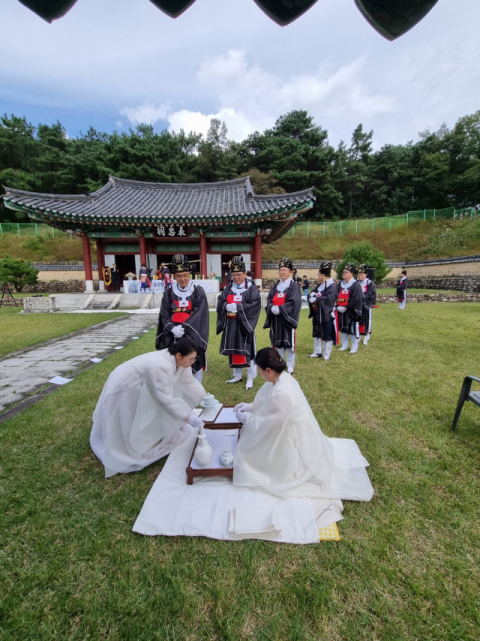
left=3, top=176, right=315, bottom=223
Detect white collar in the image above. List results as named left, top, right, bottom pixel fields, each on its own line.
left=232, top=280, right=248, bottom=291
left=359, top=278, right=370, bottom=286
left=172, top=280, right=194, bottom=299
left=277, top=277, right=292, bottom=292
left=341, top=278, right=356, bottom=289
left=319, top=278, right=334, bottom=291
left=400, top=276, right=407, bottom=282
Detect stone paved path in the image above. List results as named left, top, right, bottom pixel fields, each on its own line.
left=0, top=314, right=156, bottom=415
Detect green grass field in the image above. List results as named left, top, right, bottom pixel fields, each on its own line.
left=0, top=307, right=126, bottom=357
left=378, top=288, right=465, bottom=295
left=1, top=305, right=480, bottom=640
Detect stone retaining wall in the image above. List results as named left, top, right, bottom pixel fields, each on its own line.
left=20, top=280, right=99, bottom=293
left=379, top=275, right=480, bottom=293
left=377, top=292, right=480, bottom=303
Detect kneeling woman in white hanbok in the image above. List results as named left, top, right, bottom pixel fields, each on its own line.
left=233, top=347, right=373, bottom=501
left=91, top=337, right=205, bottom=478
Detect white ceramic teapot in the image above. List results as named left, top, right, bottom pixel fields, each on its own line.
left=220, top=448, right=234, bottom=467
left=194, top=425, right=212, bottom=467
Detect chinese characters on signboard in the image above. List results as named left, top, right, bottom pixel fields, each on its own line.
left=156, top=224, right=187, bottom=237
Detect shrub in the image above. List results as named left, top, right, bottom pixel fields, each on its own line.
left=336, top=241, right=389, bottom=283
left=0, top=256, right=39, bottom=292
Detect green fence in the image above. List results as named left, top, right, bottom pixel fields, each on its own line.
left=0, top=223, right=69, bottom=237
left=287, top=207, right=478, bottom=238
left=0, top=206, right=477, bottom=239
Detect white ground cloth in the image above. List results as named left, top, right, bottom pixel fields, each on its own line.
left=90, top=349, right=205, bottom=477
left=132, top=427, right=371, bottom=544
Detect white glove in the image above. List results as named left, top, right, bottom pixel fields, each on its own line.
left=271, top=305, right=280, bottom=315
left=171, top=325, right=185, bottom=338
left=188, top=413, right=204, bottom=429
left=337, top=306, right=347, bottom=313
left=233, top=402, right=253, bottom=413
left=235, top=411, right=251, bottom=425
left=309, top=294, right=317, bottom=304
left=226, top=302, right=237, bottom=313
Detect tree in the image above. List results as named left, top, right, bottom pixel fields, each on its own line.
left=336, top=242, right=389, bottom=284
left=345, top=124, right=373, bottom=218
left=245, top=111, right=343, bottom=219
left=0, top=257, right=39, bottom=292
left=236, top=169, right=285, bottom=195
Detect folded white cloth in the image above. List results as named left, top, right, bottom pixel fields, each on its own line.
left=228, top=507, right=281, bottom=536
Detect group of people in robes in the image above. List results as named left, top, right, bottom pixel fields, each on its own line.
left=308, top=261, right=378, bottom=358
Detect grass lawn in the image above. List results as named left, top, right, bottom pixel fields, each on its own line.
left=1, top=305, right=480, bottom=640
left=0, top=307, right=126, bottom=357
left=378, top=288, right=466, bottom=295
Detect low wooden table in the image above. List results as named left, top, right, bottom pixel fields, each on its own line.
left=186, top=405, right=242, bottom=485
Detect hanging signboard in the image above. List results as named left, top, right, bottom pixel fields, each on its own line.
left=156, top=224, right=188, bottom=238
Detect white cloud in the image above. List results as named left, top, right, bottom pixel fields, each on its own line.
left=120, top=102, right=170, bottom=126
left=120, top=50, right=395, bottom=142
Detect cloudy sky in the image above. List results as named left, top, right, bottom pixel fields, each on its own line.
left=1, top=0, right=479, bottom=149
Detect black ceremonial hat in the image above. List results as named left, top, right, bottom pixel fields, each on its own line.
left=358, top=263, right=368, bottom=274
left=319, top=260, right=332, bottom=275
left=171, top=254, right=190, bottom=274
left=231, top=255, right=246, bottom=273
left=279, top=257, right=293, bottom=270
left=344, top=262, right=357, bottom=274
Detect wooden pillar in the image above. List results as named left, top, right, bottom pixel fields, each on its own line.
left=96, top=240, right=105, bottom=291
left=200, top=232, right=207, bottom=279
left=139, top=233, right=147, bottom=267
left=254, top=232, right=262, bottom=288
left=82, top=234, right=94, bottom=292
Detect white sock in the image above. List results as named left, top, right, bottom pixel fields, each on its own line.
left=350, top=336, right=359, bottom=354
left=323, top=341, right=333, bottom=360
left=339, top=333, right=348, bottom=350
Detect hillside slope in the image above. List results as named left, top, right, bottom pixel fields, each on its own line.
left=262, top=218, right=480, bottom=262
left=1, top=218, right=479, bottom=264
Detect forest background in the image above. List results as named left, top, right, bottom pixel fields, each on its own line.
left=1, top=108, right=480, bottom=223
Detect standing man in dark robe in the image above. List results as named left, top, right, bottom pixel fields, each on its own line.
left=357, top=264, right=377, bottom=346
left=264, top=257, right=302, bottom=374
left=396, top=268, right=408, bottom=310
left=156, top=254, right=209, bottom=382
left=216, top=255, right=261, bottom=390
left=336, top=262, right=363, bottom=355
left=308, top=261, right=337, bottom=361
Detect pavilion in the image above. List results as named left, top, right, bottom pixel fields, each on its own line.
left=3, top=176, right=314, bottom=291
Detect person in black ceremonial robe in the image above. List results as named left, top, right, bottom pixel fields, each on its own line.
left=357, top=264, right=377, bottom=345
left=336, top=262, right=363, bottom=355
left=264, top=257, right=301, bottom=374
left=216, top=255, right=261, bottom=390
left=308, top=261, right=337, bottom=361
left=396, top=268, right=408, bottom=310
left=156, top=254, right=209, bottom=382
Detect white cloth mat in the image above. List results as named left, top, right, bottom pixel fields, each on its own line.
left=191, top=429, right=239, bottom=470
left=133, top=428, right=328, bottom=544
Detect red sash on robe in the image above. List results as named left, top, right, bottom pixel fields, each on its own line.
left=359, top=284, right=368, bottom=333
left=272, top=292, right=286, bottom=306
left=172, top=300, right=192, bottom=324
